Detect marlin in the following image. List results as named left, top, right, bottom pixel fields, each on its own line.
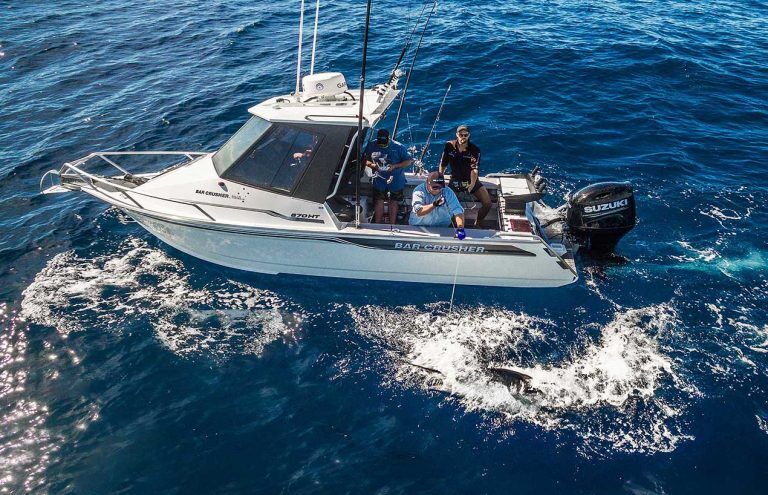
left=405, top=361, right=539, bottom=395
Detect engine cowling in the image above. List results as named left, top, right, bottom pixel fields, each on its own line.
left=566, top=182, right=636, bottom=254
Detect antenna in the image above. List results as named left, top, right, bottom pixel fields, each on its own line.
left=355, top=0, right=373, bottom=228
left=295, top=0, right=306, bottom=97
left=310, top=0, right=320, bottom=74
left=391, top=0, right=437, bottom=139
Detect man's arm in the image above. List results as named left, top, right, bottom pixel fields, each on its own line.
left=468, top=147, right=481, bottom=189
left=438, top=142, right=451, bottom=174
left=393, top=158, right=413, bottom=169
left=446, top=189, right=466, bottom=230
left=412, top=189, right=440, bottom=217
left=469, top=168, right=479, bottom=190
left=446, top=189, right=465, bottom=218
left=452, top=214, right=465, bottom=229
left=412, top=188, right=427, bottom=216
left=362, top=145, right=377, bottom=170
left=392, top=144, right=413, bottom=169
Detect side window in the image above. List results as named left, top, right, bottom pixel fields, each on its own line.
left=223, top=125, right=323, bottom=193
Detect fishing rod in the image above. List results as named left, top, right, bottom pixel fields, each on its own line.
left=355, top=0, right=373, bottom=229
left=418, top=83, right=451, bottom=165
left=387, top=0, right=430, bottom=84
left=391, top=0, right=437, bottom=140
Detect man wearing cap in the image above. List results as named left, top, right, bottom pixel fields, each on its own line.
left=364, top=128, right=413, bottom=224
left=409, top=171, right=466, bottom=239
left=438, top=125, right=492, bottom=227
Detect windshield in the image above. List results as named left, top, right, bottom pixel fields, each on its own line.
left=213, top=116, right=326, bottom=194
left=212, top=116, right=272, bottom=175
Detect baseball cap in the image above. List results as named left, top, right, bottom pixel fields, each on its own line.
left=376, top=128, right=390, bottom=146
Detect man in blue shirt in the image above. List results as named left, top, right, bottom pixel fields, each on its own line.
left=409, top=172, right=466, bottom=239
left=364, top=128, right=412, bottom=224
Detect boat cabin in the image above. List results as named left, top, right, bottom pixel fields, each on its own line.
left=210, top=72, right=539, bottom=236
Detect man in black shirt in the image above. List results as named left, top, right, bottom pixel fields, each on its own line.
left=438, top=125, right=492, bottom=227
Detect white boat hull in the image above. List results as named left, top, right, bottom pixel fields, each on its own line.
left=130, top=210, right=577, bottom=288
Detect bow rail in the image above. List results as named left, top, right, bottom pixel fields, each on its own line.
left=40, top=151, right=214, bottom=220
left=41, top=151, right=207, bottom=193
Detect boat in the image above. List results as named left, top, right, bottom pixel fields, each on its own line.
left=38, top=2, right=636, bottom=288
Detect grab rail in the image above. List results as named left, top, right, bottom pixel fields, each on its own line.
left=52, top=151, right=214, bottom=220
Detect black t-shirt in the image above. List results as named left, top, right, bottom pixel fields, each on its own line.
left=439, top=140, right=481, bottom=182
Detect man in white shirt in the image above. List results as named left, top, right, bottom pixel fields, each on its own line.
left=409, top=172, right=466, bottom=239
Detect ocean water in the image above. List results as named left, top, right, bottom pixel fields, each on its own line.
left=1, top=0, right=767, bottom=493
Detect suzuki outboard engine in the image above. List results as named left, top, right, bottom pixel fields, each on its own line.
left=566, top=182, right=636, bottom=254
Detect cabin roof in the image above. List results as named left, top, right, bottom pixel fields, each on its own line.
left=248, top=86, right=399, bottom=127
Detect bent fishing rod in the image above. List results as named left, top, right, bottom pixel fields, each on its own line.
left=391, top=0, right=437, bottom=140
left=418, top=83, right=452, bottom=165
left=387, top=0, right=432, bottom=84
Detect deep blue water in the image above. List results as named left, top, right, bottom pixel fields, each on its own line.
left=2, top=0, right=767, bottom=493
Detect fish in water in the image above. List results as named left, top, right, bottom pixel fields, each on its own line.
left=406, top=361, right=539, bottom=395
left=487, top=367, right=540, bottom=394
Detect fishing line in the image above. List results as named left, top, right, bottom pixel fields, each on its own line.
left=406, top=112, right=415, bottom=146
left=448, top=203, right=463, bottom=315
left=448, top=246, right=461, bottom=315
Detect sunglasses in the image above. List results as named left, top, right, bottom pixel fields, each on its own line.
left=458, top=132, right=470, bottom=137
left=430, top=181, right=445, bottom=189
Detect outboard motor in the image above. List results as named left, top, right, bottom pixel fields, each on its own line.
left=566, top=182, right=636, bottom=254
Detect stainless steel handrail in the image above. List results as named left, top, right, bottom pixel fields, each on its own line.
left=56, top=151, right=213, bottom=218
left=326, top=130, right=359, bottom=200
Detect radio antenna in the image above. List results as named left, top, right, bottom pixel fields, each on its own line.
left=295, top=0, right=306, bottom=97
left=309, top=0, right=321, bottom=74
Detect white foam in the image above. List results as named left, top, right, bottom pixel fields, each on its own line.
left=672, top=242, right=765, bottom=279
left=757, top=415, right=768, bottom=436
left=351, top=303, right=694, bottom=454
left=21, top=238, right=301, bottom=358
left=674, top=241, right=719, bottom=263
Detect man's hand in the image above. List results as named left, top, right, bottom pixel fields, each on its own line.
left=367, top=160, right=379, bottom=171
left=432, top=196, right=445, bottom=207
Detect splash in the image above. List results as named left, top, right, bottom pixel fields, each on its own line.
left=20, top=238, right=302, bottom=359
left=699, top=205, right=752, bottom=228
left=351, top=303, right=694, bottom=454
left=757, top=413, right=768, bottom=436
left=671, top=241, right=766, bottom=279
left=674, top=241, right=719, bottom=263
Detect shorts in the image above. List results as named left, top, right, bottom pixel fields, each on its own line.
left=373, top=188, right=404, bottom=201
left=450, top=180, right=483, bottom=195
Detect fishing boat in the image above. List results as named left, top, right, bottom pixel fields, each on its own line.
left=39, top=1, right=636, bottom=288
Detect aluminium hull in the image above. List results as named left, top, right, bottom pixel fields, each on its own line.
left=129, top=210, right=578, bottom=288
